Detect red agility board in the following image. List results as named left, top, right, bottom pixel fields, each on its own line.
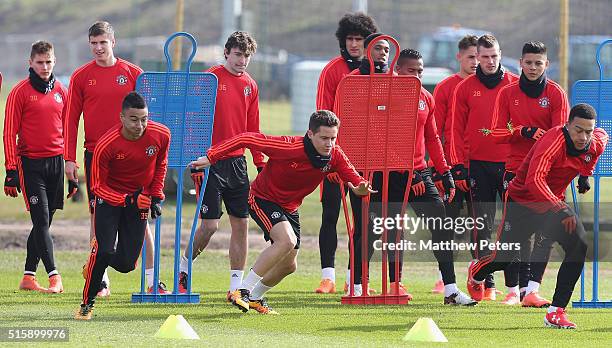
left=334, top=35, right=421, bottom=305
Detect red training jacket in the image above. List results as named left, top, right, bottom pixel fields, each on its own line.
left=207, top=65, right=265, bottom=167
left=316, top=56, right=351, bottom=112
left=449, top=71, right=518, bottom=165
left=433, top=73, right=464, bottom=163
left=64, top=58, right=142, bottom=163
left=91, top=121, right=170, bottom=206
left=509, top=126, right=608, bottom=213
left=4, top=78, right=67, bottom=170
left=207, top=133, right=364, bottom=212
left=489, top=79, right=569, bottom=172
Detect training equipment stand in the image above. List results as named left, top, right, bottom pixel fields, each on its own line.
left=571, top=39, right=612, bottom=309
left=131, top=32, right=217, bottom=303
left=335, top=35, right=421, bottom=305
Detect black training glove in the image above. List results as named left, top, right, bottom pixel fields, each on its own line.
left=150, top=197, right=163, bottom=219
left=4, top=169, right=21, bottom=197
left=441, top=171, right=456, bottom=202
left=411, top=170, right=425, bottom=196
left=451, top=164, right=469, bottom=192
left=577, top=175, right=590, bottom=194
left=520, top=126, right=546, bottom=141
left=67, top=180, right=79, bottom=199
left=125, top=189, right=151, bottom=210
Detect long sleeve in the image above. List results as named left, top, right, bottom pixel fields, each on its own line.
left=207, top=132, right=300, bottom=163
left=3, top=86, right=23, bottom=170
left=317, top=62, right=339, bottom=112
left=91, top=139, right=127, bottom=206
left=524, top=134, right=566, bottom=212
left=551, top=85, right=570, bottom=129
left=333, top=146, right=364, bottom=187
left=63, top=72, right=84, bottom=163
left=449, top=80, right=469, bottom=165
left=246, top=83, right=266, bottom=167
left=148, top=130, right=170, bottom=200
left=432, top=83, right=448, bottom=140
left=579, top=128, right=608, bottom=176
left=488, top=87, right=516, bottom=143
left=424, top=97, right=450, bottom=173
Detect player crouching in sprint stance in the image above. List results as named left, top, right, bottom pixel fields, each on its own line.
left=468, top=104, right=608, bottom=329
left=190, top=110, right=374, bottom=314
left=75, top=92, right=170, bottom=320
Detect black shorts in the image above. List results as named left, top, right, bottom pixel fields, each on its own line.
left=19, top=155, right=64, bottom=211
left=248, top=194, right=301, bottom=249
left=84, top=150, right=95, bottom=214
left=197, top=156, right=250, bottom=219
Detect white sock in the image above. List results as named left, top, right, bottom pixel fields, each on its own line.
left=102, top=270, right=110, bottom=285
left=229, top=270, right=244, bottom=291
left=24, top=271, right=35, bottom=276
left=526, top=280, right=540, bottom=295
left=444, top=283, right=459, bottom=297
left=438, top=271, right=443, bottom=281
left=250, top=282, right=272, bottom=300
left=48, top=270, right=59, bottom=277
left=346, top=270, right=351, bottom=285
left=241, top=269, right=263, bottom=291
left=145, top=268, right=154, bottom=288
left=353, top=284, right=362, bottom=295
left=506, top=286, right=519, bottom=296
left=179, top=256, right=189, bottom=274
left=548, top=305, right=559, bottom=313
left=321, top=267, right=335, bottom=282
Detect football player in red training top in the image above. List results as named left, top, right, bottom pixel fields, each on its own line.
left=315, top=12, right=378, bottom=295
left=430, top=35, right=478, bottom=293
left=4, top=41, right=69, bottom=294
left=76, top=92, right=170, bottom=320
left=180, top=31, right=265, bottom=299
left=468, top=103, right=607, bottom=329
left=64, top=21, right=168, bottom=295
left=486, top=41, right=569, bottom=307
left=190, top=110, right=374, bottom=314
left=449, top=34, right=519, bottom=301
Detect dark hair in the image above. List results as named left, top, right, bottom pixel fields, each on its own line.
left=122, top=91, right=147, bottom=111
left=399, top=48, right=422, bottom=61
left=569, top=103, right=597, bottom=122
left=224, top=31, right=257, bottom=57
left=522, top=41, right=547, bottom=55
left=364, top=32, right=387, bottom=50
left=89, top=21, right=114, bottom=39
left=335, top=12, right=378, bottom=44
left=458, top=35, right=478, bottom=51
left=477, top=34, right=498, bottom=50
left=309, top=110, right=340, bottom=133
left=30, top=40, right=54, bottom=59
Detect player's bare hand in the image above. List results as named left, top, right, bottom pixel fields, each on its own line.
left=65, top=161, right=79, bottom=182
left=189, top=156, right=211, bottom=170
left=348, top=181, right=377, bottom=196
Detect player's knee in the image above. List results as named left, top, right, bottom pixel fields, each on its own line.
left=113, top=261, right=136, bottom=273
left=201, top=223, right=218, bottom=238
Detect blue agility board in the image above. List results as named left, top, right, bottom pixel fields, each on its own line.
left=571, top=38, right=612, bottom=309
left=131, top=32, right=217, bottom=303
